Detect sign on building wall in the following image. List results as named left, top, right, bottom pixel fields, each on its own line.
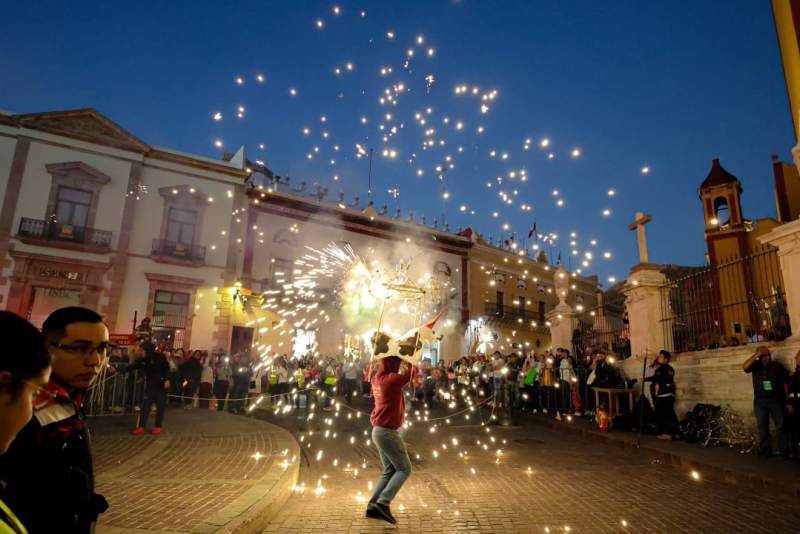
left=37, top=267, right=84, bottom=281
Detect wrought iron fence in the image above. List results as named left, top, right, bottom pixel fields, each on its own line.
left=150, top=313, right=187, bottom=329
left=659, top=246, right=789, bottom=353
left=570, top=306, right=631, bottom=359
left=151, top=239, right=206, bottom=262
left=18, top=217, right=112, bottom=247
left=484, top=302, right=549, bottom=333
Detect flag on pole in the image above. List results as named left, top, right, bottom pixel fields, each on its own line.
left=527, top=220, right=537, bottom=239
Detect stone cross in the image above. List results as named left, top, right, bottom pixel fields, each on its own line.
left=628, top=211, right=652, bottom=264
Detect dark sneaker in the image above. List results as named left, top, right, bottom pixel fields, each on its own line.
left=365, top=503, right=382, bottom=520
left=365, top=502, right=396, bottom=524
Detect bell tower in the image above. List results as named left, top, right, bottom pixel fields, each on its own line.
left=699, top=158, right=748, bottom=264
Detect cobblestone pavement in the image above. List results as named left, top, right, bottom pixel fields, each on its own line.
left=91, top=410, right=298, bottom=533
left=258, top=399, right=800, bottom=534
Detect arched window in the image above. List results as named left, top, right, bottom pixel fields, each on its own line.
left=713, top=197, right=730, bottom=226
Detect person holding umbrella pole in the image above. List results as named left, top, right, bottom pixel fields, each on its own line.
left=644, top=350, right=680, bottom=440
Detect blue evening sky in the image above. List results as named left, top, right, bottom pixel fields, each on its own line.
left=0, top=1, right=792, bottom=284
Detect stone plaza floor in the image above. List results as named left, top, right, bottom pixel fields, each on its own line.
left=91, top=410, right=299, bottom=533
left=89, top=399, right=800, bottom=533
left=257, top=398, right=800, bottom=534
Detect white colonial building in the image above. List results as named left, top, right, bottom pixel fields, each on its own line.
left=0, top=108, right=475, bottom=360
left=0, top=108, right=249, bottom=350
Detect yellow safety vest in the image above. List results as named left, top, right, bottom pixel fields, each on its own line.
left=457, top=364, right=470, bottom=385
left=0, top=498, right=26, bottom=534
left=296, top=369, right=304, bottom=388
left=269, top=367, right=278, bottom=385
left=324, top=371, right=337, bottom=386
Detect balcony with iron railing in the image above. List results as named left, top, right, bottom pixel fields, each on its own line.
left=17, top=217, right=112, bottom=252
left=484, top=302, right=549, bottom=333
left=151, top=239, right=206, bottom=265
left=150, top=313, right=188, bottom=329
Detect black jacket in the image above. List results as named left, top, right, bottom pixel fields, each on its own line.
left=644, top=364, right=676, bottom=397
left=789, top=369, right=800, bottom=405
left=129, top=344, right=170, bottom=389
left=594, top=361, right=620, bottom=387
left=0, top=380, right=107, bottom=533
left=180, top=357, right=203, bottom=382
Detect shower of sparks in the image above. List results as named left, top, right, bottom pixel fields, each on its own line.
left=205, top=4, right=639, bottom=286
left=260, top=241, right=452, bottom=362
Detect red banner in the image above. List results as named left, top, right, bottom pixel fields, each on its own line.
left=110, top=333, right=137, bottom=346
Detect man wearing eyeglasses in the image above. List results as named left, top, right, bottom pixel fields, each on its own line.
left=0, top=306, right=109, bottom=533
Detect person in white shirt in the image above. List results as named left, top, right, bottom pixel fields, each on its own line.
left=199, top=355, right=214, bottom=410
left=532, top=354, right=544, bottom=413
left=558, top=351, right=579, bottom=414
left=491, top=351, right=506, bottom=405
left=276, top=358, right=290, bottom=402
left=248, top=354, right=265, bottom=406
left=342, top=360, right=360, bottom=405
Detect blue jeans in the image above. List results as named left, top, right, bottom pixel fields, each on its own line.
left=754, top=397, right=788, bottom=453
left=493, top=377, right=503, bottom=402
left=507, top=381, right=518, bottom=407
left=370, top=426, right=412, bottom=505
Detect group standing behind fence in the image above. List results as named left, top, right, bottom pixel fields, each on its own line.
left=99, top=343, right=635, bottom=422
left=98, top=338, right=800, bottom=458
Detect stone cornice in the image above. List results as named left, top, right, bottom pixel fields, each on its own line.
left=144, top=271, right=205, bottom=287
left=758, top=218, right=800, bottom=253
left=46, top=161, right=111, bottom=184
left=251, top=190, right=472, bottom=257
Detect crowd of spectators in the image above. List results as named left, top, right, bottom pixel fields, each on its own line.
left=105, top=340, right=636, bottom=430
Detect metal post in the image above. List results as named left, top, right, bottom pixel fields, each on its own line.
left=634, top=354, right=648, bottom=448
left=367, top=148, right=373, bottom=205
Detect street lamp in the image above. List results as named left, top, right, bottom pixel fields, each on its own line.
left=355, top=143, right=374, bottom=205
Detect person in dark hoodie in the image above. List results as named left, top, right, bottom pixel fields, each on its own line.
left=130, top=341, right=171, bottom=435
left=180, top=350, right=203, bottom=407
left=644, top=350, right=680, bottom=440
left=366, top=356, right=413, bottom=524
left=0, top=306, right=109, bottom=533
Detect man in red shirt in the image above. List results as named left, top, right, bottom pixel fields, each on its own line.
left=366, top=356, right=413, bottom=524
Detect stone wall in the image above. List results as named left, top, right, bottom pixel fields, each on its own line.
left=620, top=340, right=800, bottom=429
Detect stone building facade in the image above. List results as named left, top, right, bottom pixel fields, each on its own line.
left=0, top=107, right=606, bottom=359
left=0, top=108, right=248, bottom=350
left=465, top=238, right=599, bottom=355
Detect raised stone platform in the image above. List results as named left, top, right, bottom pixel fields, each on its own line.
left=91, top=410, right=300, bottom=533
left=621, top=339, right=800, bottom=429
